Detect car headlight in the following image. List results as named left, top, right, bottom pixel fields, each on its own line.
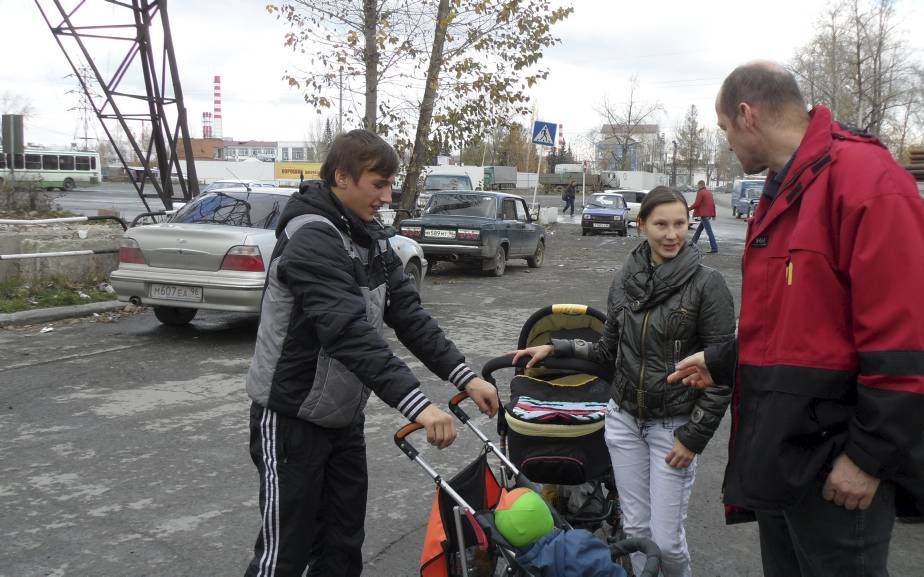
left=615, top=215, right=623, bottom=221
left=582, top=214, right=591, bottom=220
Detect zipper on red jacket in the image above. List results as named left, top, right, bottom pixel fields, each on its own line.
left=637, top=309, right=652, bottom=422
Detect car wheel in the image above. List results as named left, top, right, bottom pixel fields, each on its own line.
left=581, top=228, right=589, bottom=236
left=153, top=306, right=198, bottom=326
left=483, top=246, right=507, bottom=277
left=63, top=177, right=76, bottom=191
left=618, top=228, right=628, bottom=237
left=404, top=259, right=422, bottom=291
left=526, top=240, right=545, bottom=268
left=732, top=206, right=738, bottom=218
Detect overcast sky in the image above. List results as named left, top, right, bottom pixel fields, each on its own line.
left=4, top=0, right=924, bottom=157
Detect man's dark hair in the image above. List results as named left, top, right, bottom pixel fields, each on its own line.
left=638, top=185, right=688, bottom=222
left=320, top=129, right=399, bottom=188
left=718, top=62, right=806, bottom=122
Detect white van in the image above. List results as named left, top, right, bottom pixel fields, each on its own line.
left=417, top=165, right=484, bottom=207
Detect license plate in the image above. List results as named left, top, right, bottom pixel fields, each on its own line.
left=593, top=223, right=610, bottom=228
left=149, top=283, right=203, bottom=302
left=425, top=229, right=456, bottom=239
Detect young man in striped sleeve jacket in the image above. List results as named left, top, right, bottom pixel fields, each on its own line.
left=243, top=130, right=499, bottom=577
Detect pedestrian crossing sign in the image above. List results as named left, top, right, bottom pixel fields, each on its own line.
left=532, top=121, right=557, bottom=147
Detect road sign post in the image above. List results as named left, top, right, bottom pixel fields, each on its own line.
left=531, top=120, right=557, bottom=212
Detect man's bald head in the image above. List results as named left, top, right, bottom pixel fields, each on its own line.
left=717, top=61, right=807, bottom=124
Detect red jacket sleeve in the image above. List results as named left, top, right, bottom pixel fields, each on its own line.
left=690, top=190, right=702, bottom=212
left=838, top=173, right=924, bottom=480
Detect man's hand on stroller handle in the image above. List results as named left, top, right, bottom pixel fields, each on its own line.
left=464, top=378, right=499, bottom=417
left=508, top=344, right=554, bottom=368
left=415, top=405, right=458, bottom=449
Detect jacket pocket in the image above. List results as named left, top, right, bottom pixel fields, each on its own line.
left=733, top=365, right=854, bottom=507
left=299, top=349, right=371, bottom=428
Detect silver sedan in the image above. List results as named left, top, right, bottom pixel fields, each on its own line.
left=110, top=188, right=427, bottom=325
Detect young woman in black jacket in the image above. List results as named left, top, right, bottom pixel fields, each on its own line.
left=512, top=186, right=736, bottom=577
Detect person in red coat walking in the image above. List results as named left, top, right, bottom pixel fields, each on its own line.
left=669, top=61, right=924, bottom=577
left=689, top=180, right=718, bottom=253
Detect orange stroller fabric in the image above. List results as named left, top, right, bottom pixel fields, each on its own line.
left=419, top=455, right=502, bottom=576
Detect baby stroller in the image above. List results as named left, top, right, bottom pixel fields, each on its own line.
left=480, top=305, right=626, bottom=553
left=395, top=391, right=661, bottom=577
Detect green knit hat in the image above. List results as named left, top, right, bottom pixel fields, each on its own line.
left=493, top=488, right=554, bottom=547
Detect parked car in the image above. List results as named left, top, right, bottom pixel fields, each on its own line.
left=581, top=192, right=629, bottom=236
left=606, top=189, right=647, bottom=227
left=397, top=190, right=545, bottom=277
left=731, top=178, right=766, bottom=219
left=110, top=187, right=427, bottom=326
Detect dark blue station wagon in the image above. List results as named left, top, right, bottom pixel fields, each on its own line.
left=398, top=191, right=545, bottom=277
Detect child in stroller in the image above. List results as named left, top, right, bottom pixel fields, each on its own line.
left=494, top=486, right=659, bottom=577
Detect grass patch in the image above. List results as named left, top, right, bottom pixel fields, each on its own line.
left=0, top=277, right=117, bottom=314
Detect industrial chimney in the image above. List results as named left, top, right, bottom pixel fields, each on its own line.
left=212, top=75, right=223, bottom=138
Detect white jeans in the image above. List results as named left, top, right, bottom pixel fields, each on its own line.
left=604, top=400, right=697, bottom=577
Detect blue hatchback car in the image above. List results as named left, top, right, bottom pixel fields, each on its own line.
left=581, top=192, right=629, bottom=236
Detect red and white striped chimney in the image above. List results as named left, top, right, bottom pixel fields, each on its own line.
left=212, top=75, right=223, bottom=138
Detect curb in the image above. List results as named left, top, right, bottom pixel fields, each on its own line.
left=0, top=300, right=129, bottom=328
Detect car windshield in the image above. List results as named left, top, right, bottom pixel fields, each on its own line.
left=171, top=191, right=290, bottom=229
left=742, top=181, right=764, bottom=198
left=424, top=193, right=496, bottom=217
left=588, top=195, right=623, bottom=208
left=425, top=175, right=473, bottom=191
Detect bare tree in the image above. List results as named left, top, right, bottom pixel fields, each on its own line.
left=597, top=76, right=663, bottom=170
left=0, top=92, right=35, bottom=117
left=789, top=0, right=922, bottom=153
left=674, top=105, right=704, bottom=185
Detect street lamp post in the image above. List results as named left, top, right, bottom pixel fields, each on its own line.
left=671, top=140, right=677, bottom=187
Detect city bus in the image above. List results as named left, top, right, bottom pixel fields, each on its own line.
left=0, top=147, right=101, bottom=190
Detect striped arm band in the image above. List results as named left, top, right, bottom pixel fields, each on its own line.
left=448, top=363, right=477, bottom=390
left=396, top=388, right=431, bottom=421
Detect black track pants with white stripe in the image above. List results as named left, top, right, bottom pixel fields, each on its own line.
left=244, top=402, right=368, bottom=577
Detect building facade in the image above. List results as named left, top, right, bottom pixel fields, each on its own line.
left=596, top=124, right=664, bottom=172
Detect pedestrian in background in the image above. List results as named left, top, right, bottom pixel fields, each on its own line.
left=670, top=61, right=924, bottom=577
left=512, top=186, right=736, bottom=577
left=689, top=180, right=717, bottom=253
left=243, top=129, right=499, bottom=577
left=563, top=180, right=576, bottom=217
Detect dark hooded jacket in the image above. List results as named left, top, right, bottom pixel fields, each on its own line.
left=553, top=241, right=736, bottom=453
left=246, top=182, right=477, bottom=426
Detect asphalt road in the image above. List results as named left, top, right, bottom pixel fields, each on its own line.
left=2, top=194, right=921, bottom=576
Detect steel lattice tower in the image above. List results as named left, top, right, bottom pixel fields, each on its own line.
left=35, top=0, right=199, bottom=210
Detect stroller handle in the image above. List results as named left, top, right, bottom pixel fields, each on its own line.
left=394, top=422, right=424, bottom=460
left=447, top=381, right=500, bottom=425
left=480, top=354, right=613, bottom=384
left=609, top=537, right=662, bottom=577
